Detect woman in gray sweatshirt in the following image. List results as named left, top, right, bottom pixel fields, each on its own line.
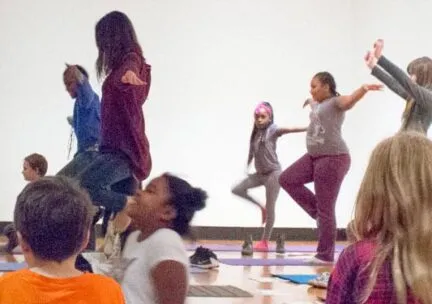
left=365, top=39, right=432, bottom=134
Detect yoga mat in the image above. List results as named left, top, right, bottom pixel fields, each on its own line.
left=272, top=274, right=317, bottom=284
left=0, top=262, right=27, bottom=272
left=189, top=267, right=209, bottom=274
left=219, top=258, right=334, bottom=266
left=186, top=243, right=345, bottom=253
left=188, top=285, right=253, bottom=297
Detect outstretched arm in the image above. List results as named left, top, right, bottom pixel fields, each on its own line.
left=377, top=56, right=432, bottom=106
left=373, top=39, right=432, bottom=108
left=336, top=84, right=383, bottom=111
left=371, top=67, right=410, bottom=100
left=276, top=127, right=308, bottom=137
left=365, top=50, right=410, bottom=100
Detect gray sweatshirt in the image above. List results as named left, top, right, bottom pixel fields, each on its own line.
left=371, top=56, right=432, bottom=134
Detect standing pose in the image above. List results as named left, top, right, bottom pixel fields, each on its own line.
left=76, top=11, right=152, bottom=218
left=58, top=64, right=101, bottom=177
left=365, top=39, right=432, bottom=134
left=279, top=72, right=382, bottom=263
left=232, top=102, right=307, bottom=251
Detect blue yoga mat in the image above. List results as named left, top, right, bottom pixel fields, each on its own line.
left=0, top=262, right=27, bottom=272
left=272, top=274, right=317, bottom=284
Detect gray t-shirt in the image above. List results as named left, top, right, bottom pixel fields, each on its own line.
left=306, top=97, right=349, bottom=156
left=253, top=123, right=281, bottom=174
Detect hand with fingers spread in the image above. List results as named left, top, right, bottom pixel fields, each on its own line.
left=363, top=83, right=384, bottom=92
left=121, top=70, right=146, bottom=85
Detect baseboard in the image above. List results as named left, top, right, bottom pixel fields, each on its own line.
left=0, top=222, right=347, bottom=241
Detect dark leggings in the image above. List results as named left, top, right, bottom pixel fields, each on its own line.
left=279, top=153, right=350, bottom=261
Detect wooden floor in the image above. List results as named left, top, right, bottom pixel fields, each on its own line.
left=0, top=240, right=336, bottom=303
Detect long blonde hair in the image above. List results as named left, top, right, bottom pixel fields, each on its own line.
left=352, top=132, right=432, bottom=304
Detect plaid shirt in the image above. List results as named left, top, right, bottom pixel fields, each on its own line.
left=326, top=240, right=420, bottom=304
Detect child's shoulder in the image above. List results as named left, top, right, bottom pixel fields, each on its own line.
left=0, top=269, right=26, bottom=285
left=81, top=272, right=122, bottom=287
left=151, top=228, right=183, bottom=243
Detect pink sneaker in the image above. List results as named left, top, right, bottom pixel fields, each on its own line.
left=253, top=240, right=269, bottom=252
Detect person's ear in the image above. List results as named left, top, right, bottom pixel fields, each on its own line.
left=17, top=231, right=31, bottom=254
left=161, top=205, right=177, bottom=222
left=79, top=229, right=90, bottom=252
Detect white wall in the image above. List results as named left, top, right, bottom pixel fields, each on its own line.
left=0, top=0, right=430, bottom=228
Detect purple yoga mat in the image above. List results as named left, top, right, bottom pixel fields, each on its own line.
left=219, top=258, right=334, bottom=266
left=186, top=243, right=345, bottom=253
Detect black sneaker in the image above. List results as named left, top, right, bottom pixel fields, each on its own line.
left=189, top=246, right=219, bottom=269
left=241, top=235, right=253, bottom=256
left=276, top=234, right=285, bottom=254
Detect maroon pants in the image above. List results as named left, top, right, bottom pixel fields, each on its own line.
left=279, top=153, right=350, bottom=261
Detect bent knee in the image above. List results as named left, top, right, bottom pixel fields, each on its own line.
left=231, top=186, right=245, bottom=196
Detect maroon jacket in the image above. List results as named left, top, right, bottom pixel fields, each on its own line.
left=100, top=52, right=152, bottom=180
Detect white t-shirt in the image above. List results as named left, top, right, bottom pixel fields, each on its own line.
left=121, top=228, right=189, bottom=304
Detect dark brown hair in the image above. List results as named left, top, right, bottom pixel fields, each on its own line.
left=407, top=57, right=432, bottom=89
left=63, top=64, right=89, bottom=79
left=163, top=173, right=207, bottom=236
left=24, top=153, right=48, bottom=177
left=95, top=11, right=143, bottom=79
left=14, top=176, right=94, bottom=262
left=314, top=71, right=340, bottom=97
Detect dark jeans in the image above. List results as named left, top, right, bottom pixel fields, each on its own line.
left=57, top=151, right=135, bottom=250
left=279, top=153, right=351, bottom=261
left=78, top=152, right=133, bottom=213
left=57, top=151, right=99, bottom=178
left=101, top=176, right=141, bottom=236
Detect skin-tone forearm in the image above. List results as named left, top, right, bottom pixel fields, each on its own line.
left=336, top=84, right=383, bottom=110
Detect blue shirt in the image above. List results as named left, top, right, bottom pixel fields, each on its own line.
left=72, top=79, right=101, bottom=154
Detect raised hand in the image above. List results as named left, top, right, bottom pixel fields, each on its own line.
left=364, top=51, right=377, bottom=69
left=121, top=70, right=146, bottom=85
left=373, top=39, right=384, bottom=59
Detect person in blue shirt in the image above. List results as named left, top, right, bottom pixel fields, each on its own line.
left=58, top=64, right=101, bottom=177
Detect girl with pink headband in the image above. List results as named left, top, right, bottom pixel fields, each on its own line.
left=232, top=101, right=307, bottom=253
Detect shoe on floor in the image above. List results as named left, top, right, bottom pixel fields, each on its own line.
left=189, top=246, right=219, bottom=269
left=275, top=234, right=285, bottom=254
left=308, top=256, right=334, bottom=265
left=241, top=235, right=253, bottom=256
left=253, top=240, right=269, bottom=252
left=308, top=272, right=330, bottom=288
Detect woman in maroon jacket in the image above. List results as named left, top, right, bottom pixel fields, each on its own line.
left=79, top=11, right=152, bottom=218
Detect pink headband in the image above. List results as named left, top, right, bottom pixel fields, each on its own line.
left=254, top=103, right=272, bottom=115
